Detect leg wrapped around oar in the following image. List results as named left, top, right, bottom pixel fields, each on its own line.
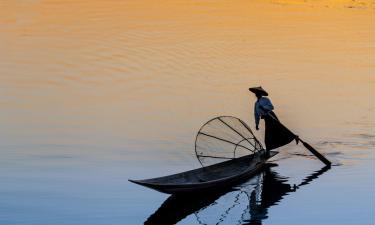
left=265, top=112, right=331, bottom=166
left=263, top=111, right=297, bottom=151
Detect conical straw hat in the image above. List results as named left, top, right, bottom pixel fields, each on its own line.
left=249, top=86, right=268, bottom=96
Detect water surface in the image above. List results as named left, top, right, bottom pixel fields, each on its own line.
left=1, top=1, right=375, bottom=224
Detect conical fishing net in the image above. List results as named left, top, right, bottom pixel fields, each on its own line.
left=195, top=116, right=264, bottom=167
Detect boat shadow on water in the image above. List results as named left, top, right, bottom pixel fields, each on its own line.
left=144, top=164, right=330, bottom=225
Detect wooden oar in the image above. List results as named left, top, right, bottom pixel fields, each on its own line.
left=297, top=139, right=331, bottom=166
left=267, top=112, right=331, bottom=167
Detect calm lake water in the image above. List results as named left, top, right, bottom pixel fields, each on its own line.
left=1, top=1, right=375, bottom=224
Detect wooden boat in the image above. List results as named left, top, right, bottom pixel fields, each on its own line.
left=129, top=150, right=278, bottom=194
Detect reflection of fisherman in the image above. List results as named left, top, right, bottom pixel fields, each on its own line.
left=247, top=168, right=296, bottom=225
left=246, top=165, right=329, bottom=225
left=249, top=86, right=297, bottom=152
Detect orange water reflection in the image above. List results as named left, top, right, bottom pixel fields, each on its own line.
left=1, top=0, right=374, bottom=161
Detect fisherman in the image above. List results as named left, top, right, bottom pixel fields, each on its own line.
left=249, top=86, right=297, bottom=153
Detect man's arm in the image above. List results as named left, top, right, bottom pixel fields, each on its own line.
left=254, top=105, right=260, bottom=130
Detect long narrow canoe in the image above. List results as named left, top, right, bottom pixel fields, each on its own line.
left=129, top=150, right=278, bottom=194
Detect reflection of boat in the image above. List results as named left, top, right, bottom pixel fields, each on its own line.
left=144, top=165, right=330, bottom=225
left=144, top=187, right=232, bottom=225
left=129, top=150, right=278, bottom=194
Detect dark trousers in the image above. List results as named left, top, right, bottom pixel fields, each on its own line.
left=263, top=111, right=296, bottom=151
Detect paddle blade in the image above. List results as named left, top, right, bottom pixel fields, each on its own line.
left=301, top=141, right=331, bottom=167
